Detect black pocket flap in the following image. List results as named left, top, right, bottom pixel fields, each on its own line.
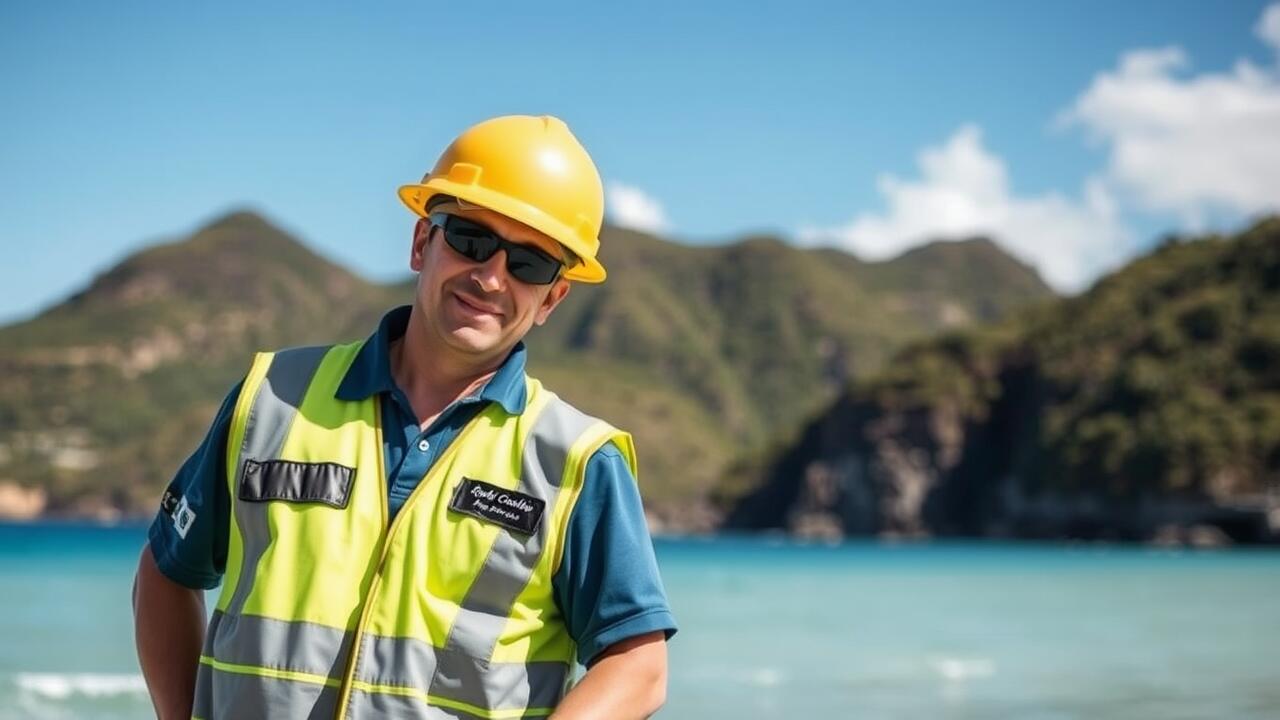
left=239, top=459, right=354, bottom=508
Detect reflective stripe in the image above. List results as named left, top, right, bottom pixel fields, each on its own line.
left=195, top=657, right=340, bottom=719
left=243, top=346, right=329, bottom=460
left=372, top=628, right=570, bottom=710
left=204, top=610, right=352, bottom=681
left=346, top=688, right=556, bottom=719
left=354, top=634, right=567, bottom=717
left=198, top=611, right=568, bottom=717
left=527, top=397, right=601, bottom=489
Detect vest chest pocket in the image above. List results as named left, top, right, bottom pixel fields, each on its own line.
left=239, top=459, right=354, bottom=509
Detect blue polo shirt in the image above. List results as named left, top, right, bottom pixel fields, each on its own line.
left=148, top=306, right=676, bottom=665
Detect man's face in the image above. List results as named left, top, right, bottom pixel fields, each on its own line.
left=409, top=202, right=571, bottom=364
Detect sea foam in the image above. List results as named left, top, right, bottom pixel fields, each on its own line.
left=929, top=657, right=996, bottom=682
left=15, top=673, right=147, bottom=699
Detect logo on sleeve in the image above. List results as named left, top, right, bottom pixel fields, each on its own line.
left=160, top=488, right=180, bottom=516
left=448, top=478, right=545, bottom=535
left=172, top=496, right=196, bottom=539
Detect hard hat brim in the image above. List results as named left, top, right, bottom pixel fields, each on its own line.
left=398, top=181, right=607, bottom=284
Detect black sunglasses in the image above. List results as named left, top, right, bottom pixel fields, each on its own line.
left=429, top=212, right=564, bottom=285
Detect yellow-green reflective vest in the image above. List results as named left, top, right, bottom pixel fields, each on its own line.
left=192, top=341, right=636, bottom=720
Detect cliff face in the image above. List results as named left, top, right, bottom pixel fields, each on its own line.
left=724, top=218, right=1280, bottom=544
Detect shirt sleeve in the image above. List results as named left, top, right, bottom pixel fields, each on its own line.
left=146, top=379, right=241, bottom=590
left=553, top=441, right=678, bottom=666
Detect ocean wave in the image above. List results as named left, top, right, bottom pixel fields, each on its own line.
left=929, top=657, right=996, bottom=682
left=748, top=668, right=783, bottom=687
left=15, top=673, right=147, bottom=699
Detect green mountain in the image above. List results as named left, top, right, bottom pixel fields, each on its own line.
left=0, top=211, right=1052, bottom=524
left=534, top=229, right=1050, bottom=440
left=723, top=218, right=1280, bottom=544
left=0, top=212, right=398, bottom=515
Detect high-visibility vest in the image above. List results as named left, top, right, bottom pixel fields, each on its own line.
left=191, top=341, right=636, bottom=719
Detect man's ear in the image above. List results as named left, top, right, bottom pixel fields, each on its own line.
left=410, top=218, right=432, bottom=272
left=533, top=279, right=571, bottom=326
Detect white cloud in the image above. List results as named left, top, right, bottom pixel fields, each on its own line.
left=605, top=182, right=670, bottom=235
left=1259, top=3, right=1280, bottom=52
left=1060, top=3, right=1280, bottom=223
left=798, top=125, right=1131, bottom=293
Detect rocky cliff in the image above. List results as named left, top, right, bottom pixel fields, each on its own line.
left=723, top=218, right=1280, bottom=544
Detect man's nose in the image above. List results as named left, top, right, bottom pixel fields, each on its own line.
left=470, top=250, right=508, bottom=293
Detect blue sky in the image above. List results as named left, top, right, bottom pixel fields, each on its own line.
left=2, top=1, right=1278, bottom=322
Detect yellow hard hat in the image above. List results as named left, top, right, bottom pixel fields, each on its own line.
left=398, top=115, right=607, bottom=283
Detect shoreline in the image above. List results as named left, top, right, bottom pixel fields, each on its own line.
left=3, top=516, right=1277, bottom=551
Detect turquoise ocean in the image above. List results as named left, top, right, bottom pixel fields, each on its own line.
left=1, top=521, right=1277, bottom=719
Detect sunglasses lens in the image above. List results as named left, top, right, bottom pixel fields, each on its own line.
left=444, top=223, right=499, bottom=263
left=507, top=246, right=561, bottom=285
left=433, top=213, right=562, bottom=285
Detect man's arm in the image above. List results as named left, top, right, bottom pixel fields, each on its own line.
left=131, top=379, right=241, bottom=719
left=550, top=631, right=667, bottom=719
left=133, top=544, right=207, bottom=720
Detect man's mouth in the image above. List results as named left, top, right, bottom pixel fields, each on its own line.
left=453, top=291, right=504, bottom=317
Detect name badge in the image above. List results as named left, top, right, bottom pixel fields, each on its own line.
left=448, top=478, right=545, bottom=535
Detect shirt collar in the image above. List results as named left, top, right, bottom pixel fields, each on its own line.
left=335, top=305, right=528, bottom=415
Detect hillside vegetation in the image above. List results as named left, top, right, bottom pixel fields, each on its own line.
left=0, top=211, right=1052, bottom=523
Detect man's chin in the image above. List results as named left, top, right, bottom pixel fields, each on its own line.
left=441, top=326, right=505, bottom=357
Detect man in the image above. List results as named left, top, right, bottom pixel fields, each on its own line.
left=133, top=115, right=676, bottom=719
